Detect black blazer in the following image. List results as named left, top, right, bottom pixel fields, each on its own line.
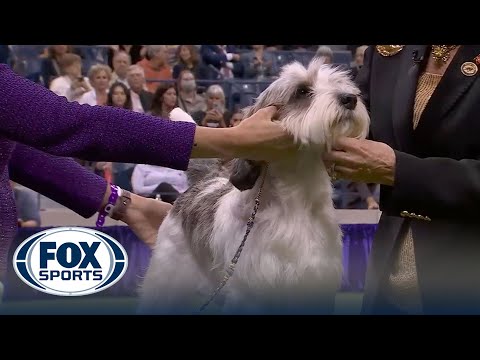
left=357, top=45, right=480, bottom=314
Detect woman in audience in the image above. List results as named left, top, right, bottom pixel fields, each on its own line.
left=79, top=64, right=112, bottom=106
left=176, top=69, right=207, bottom=115
left=191, top=84, right=230, bottom=128
left=149, top=83, right=178, bottom=119
left=106, top=82, right=133, bottom=109
left=172, top=45, right=210, bottom=80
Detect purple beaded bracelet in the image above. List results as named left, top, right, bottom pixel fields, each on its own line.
left=96, top=184, right=120, bottom=227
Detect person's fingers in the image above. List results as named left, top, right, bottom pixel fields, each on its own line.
left=331, top=165, right=355, bottom=180
left=333, top=136, right=358, bottom=150
left=256, top=105, right=278, bottom=120
left=323, top=150, right=350, bottom=164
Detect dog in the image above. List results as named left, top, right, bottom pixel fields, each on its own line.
left=137, top=59, right=370, bottom=315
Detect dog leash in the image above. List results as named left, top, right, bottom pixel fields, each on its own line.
left=198, top=164, right=268, bottom=313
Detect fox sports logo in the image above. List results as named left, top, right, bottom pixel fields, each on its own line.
left=13, top=227, right=128, bottom=296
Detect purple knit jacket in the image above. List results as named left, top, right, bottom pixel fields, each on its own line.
left=0, top=64, right=196, bottom=276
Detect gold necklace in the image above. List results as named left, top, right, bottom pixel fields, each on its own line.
left=431, top=45, right=458, bottom=64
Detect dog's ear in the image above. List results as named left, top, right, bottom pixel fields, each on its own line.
left=228, top=159, right=262, bottom=191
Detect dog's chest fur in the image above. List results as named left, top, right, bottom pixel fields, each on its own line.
left=171, top=162, right=343, bottom=291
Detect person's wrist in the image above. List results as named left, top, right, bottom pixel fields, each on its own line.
left=97, top=184, right=123, bottom=227
left=110, top=189, right=133, bottom=223
left=223, top=126, right=244, bottom=157
left=192, top=126, right=238, bottom=159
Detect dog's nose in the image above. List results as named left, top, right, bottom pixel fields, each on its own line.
left=339, top=93, right=357, bottom=110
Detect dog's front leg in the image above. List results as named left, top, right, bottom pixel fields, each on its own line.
left=137, top=216, right=212, bottom=315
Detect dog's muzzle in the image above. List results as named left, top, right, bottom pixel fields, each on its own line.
left=338, top=93, right=357, bottom=110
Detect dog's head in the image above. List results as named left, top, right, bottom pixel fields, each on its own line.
left=230, top=59, right=370, bottom=191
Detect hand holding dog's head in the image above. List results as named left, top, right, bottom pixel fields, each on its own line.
left=230, top=59, right=370, bottom=191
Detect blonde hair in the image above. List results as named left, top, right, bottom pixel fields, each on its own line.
left=87, top=64, right=112, bottom=83
left=206, top=84, right=225, bottom=102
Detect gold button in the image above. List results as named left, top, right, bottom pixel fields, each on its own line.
left=400, top=210, right=410, bottom=217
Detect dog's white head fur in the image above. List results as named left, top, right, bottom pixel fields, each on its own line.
left=244, top=59, right=369, bottom=152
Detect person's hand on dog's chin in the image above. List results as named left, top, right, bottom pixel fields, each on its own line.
left=117, top=193, right=172, bottom=249
left=323, top=136, right=396, bottom=186
left=230, top=106, right=297, bottom=162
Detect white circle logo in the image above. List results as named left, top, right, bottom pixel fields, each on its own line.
left=13, top=227, right=128, bottom=296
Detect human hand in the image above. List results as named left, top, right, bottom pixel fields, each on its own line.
left=366, top=196, right=379, bottom=210
left=323, top=137, right=396, bottom=186
left=118, top=193, right=172, bottom=249
left=229, top=106, right=296, bottom=162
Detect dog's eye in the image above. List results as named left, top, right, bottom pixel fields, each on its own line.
left=294, top=85, right=311, bottom=99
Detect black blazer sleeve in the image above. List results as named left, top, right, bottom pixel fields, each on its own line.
left=385, top=153, right=480, bottom=221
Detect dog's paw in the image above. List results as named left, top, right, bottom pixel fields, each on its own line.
left=170, top=107, right=196, bottom=123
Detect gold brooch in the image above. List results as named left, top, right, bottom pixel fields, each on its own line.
left=375, top=45, right=405, bottom=57
left=431, top=45, right=458, bottom=64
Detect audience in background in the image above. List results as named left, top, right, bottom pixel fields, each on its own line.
left=166, top=45, right=179, bottom=67
left=192, top=84, right=230, bottom=128
left=176, top=69, right=207, bottom=115
left=314, top=45, right=334, bottom=64
left=349, top=45, right=368, bottom=79
left=241, top=45, right=275, bottom=80
left=126, top=64, right=153, bottom=113
left=110, top=50, right=131, bottom=87
left=40, top=45, right=73, bottom=87
left=137, top=45, right=173, bottom=93
left=106, top=81, right=132, bottom=109
left=10, top=181, right=41, bottom=227
left=149, top=84, right=178, bottom=119
left=78, top=64, right=112, bottom=106
left=200, top=45, right=244, bottom=79
left=172, top=45, right=210, bottom=81
left=108, top=45, right=145, bottom=67
left=228, top=110, right=244, bottom=127
left=49, top=53, right=91, bottom=102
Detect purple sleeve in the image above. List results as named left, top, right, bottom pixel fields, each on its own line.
left=9, top=143, right=107, bottom=218
left=0, top=64, right=196, bottom=171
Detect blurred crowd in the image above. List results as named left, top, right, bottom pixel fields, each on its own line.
left=1, top=44, right=379, bottom=227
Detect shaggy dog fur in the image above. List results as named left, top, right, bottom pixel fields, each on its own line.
left=137, top=59, right=370, bottom=314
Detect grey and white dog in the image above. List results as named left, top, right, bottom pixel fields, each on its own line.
left=137, top=59, right=370, bottom=315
